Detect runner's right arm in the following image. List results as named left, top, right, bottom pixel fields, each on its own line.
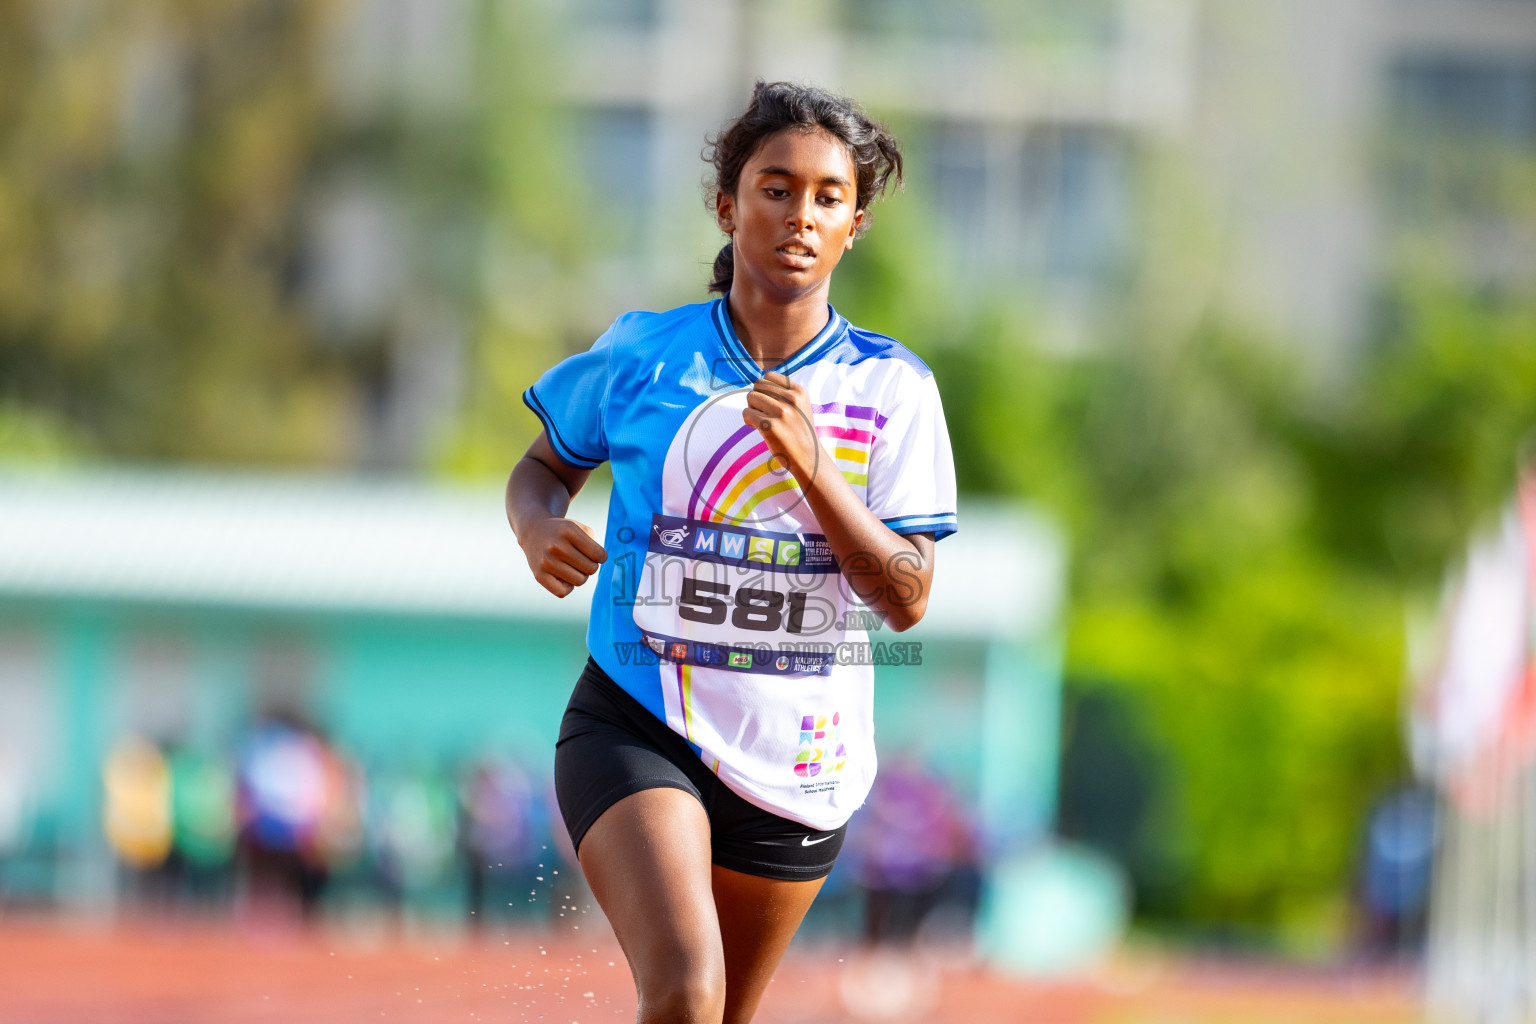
left=506, top=431, right=609, bottom=598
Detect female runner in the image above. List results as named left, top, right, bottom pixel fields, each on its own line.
left=506, top=81, right=958, bottom=1024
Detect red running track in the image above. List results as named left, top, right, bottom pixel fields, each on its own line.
left=0, top=916, right=1419, bottom=1024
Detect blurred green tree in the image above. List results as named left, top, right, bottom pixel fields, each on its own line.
left=0, top=1, right=355, bottom=463
left=0, top=0, right=573, bottom=469
left=834, top=132, right=1536, bottom=948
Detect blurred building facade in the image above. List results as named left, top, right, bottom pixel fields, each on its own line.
left=1191, top=0, right=1536, bottom=372
left=293, top=0, right=1197, bottom=465
left=14, top=0, right=1531, bottom=469
left=547, top=0, right=1194, bottom=347
left=543, top=0, right=1536, bottom=362
left=307, top=0, right=1536, bottom=462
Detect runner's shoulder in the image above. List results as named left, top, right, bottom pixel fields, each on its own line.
left=827, top=322, right=935, bottom=381
left=603, top=301, right=715, bottom=357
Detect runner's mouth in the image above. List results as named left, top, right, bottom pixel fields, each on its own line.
left=776, top=244, right=816, bottom=266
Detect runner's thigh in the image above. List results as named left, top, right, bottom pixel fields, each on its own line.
left=578, top=787, right=726, bottom=1021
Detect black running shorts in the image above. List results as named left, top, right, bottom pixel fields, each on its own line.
left=554, top=654, right=847, bottom=882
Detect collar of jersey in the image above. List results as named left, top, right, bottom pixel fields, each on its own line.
left=710, top=296, right=848, bottom=385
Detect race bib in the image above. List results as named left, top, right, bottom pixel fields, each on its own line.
left=632, top=513, right=848, bottom=675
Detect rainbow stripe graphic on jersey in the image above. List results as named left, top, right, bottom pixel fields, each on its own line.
left=677, top=661, right=695, bottom=741
left=686, top=403, right=888, bottom=527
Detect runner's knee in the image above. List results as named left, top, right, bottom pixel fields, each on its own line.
left=637, top=957, right=726, bottom=1024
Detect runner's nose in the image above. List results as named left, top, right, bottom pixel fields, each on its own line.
left=786, top=191, right=817, bottom=232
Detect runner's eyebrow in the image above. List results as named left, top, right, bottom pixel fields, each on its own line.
left=755, top=165, right=852, bottom=188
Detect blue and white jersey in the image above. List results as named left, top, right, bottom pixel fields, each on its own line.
left=523, top=297, right=958, bottom=830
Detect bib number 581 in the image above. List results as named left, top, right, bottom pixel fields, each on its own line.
left=678, top=578, right=819, bottom=634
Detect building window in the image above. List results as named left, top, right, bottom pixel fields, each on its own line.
left=1027, top=125, right=1133, bottom=284
left=841, top=0, right=988, bottom=38
left=1392, top=58, right=1536, bottom=146
left=574, top=107, right=656, bottom=256
left=926, top=121, right=1133, bottom=290
left=568, top=0, right=660, bottom=30
left=839, top=0, right=1121, bottom=46
left=929, top=123, right=994, bottom=271
left=1386, top=57, right=1536, bottom=220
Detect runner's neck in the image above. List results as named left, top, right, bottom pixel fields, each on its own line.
left=726, top=290, right=833, bottom=372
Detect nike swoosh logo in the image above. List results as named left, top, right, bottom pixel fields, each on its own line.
left=801, top=833, right=835, bottom=846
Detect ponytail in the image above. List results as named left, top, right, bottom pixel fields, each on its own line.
left=708, top=242, right=734, bottom=295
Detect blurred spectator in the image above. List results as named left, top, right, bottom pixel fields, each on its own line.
left=366, top=756, right=457, bottom=912
left=847, top=757, right=980, bottom=946
left=167, top=745, right=236, bottom=911
left=104, top=736, right=174, bottom=871
left=458, top=755, right=538, bottom=927
left=234, top=713, right=336, bottom=924
left=1357, top=785, right=1436, bottom=960
left=103, top=735, right=177, bottom=911
left=314, top=745, right=367, bottom=876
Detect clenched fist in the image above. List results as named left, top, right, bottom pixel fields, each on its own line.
left=517, top=516, right=608, bottom=598
left=743, top=370, right=822, bottom=482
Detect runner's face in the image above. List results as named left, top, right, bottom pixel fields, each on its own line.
left=717, top=128, right=864, bottom=300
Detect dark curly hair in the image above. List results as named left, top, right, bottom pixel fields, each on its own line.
left=704, top=80, right=904, bottom=295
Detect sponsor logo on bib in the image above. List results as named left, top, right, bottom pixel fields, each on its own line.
left=655, top=523, right=690, bottom=549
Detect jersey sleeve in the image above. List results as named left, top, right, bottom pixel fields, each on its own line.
left=864, top=371, right=959, bottom=541
left=521, top=324, right=615, bottom=469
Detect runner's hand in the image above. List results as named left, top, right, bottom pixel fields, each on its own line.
left=518, top=517, right=607, bottom=598
left=744, top=371, right=821, bottom=482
